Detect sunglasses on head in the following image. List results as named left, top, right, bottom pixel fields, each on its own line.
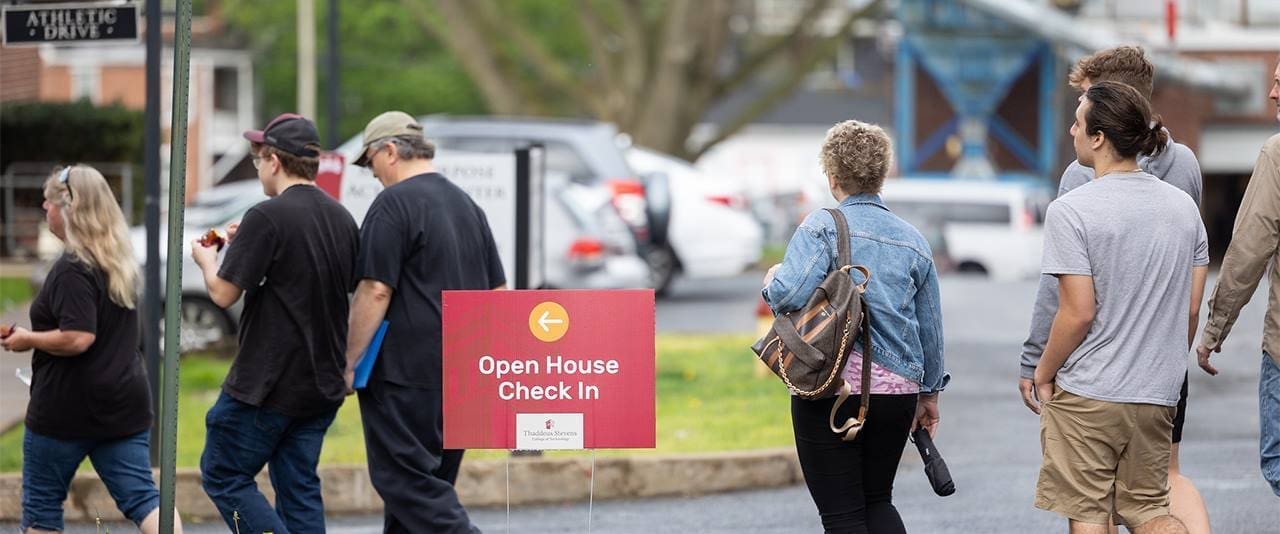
left=58, top=167, right=73, bottom=203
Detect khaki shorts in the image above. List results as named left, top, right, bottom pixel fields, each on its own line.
left=1035, top=386, right=1176, bottom=528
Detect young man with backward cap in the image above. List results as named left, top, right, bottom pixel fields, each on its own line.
left=193, top=113, right=359, bottom=534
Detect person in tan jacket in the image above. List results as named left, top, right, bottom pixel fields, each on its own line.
left=1196, top=57, right=1280, bottom=498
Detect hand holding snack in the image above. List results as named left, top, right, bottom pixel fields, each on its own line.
left=0, top=326, right=31, bottom=352
left=191, top=235, right=220, bottom=269
left=198, top=228, right=227, bottom=251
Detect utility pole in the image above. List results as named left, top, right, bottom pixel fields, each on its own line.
left=325, top=0, right=340, bottom=148
left=298, top=0, right=317, bottom=119
left=143, top=0, right=162, bottom=466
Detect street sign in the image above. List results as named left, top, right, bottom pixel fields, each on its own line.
left=442, top=290, right=655, bottom=450
left=3, top=2, right=140, bottom=46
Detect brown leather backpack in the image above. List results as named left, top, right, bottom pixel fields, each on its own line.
left=751, top=208, right=873, bottom=441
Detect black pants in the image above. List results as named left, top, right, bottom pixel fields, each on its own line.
left=1172, top=371, right=1189, bottom=443
left=358, top=380, right=480, bottom=534
left=792, top=394, right=918, bottom=534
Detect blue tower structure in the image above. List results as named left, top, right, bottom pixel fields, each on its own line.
left=895, top=0, right=1059, bottom=184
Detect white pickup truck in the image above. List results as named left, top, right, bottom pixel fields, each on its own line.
left=880, top=179, right=1050, bottom=281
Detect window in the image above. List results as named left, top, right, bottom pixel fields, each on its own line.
left=70, top=65, right=97, bottom=102
left=543, top=142, right=593, bottom=184
left=213, top=66, right=239, bottom=112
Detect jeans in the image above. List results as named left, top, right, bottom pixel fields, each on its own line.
left=22, top=429, right=160, bottom=532
left=1261, top=354, right=1280, bottom=497
left=200, top=391, right=339, bottom=534
left=792, top=394, right=918, bottom=534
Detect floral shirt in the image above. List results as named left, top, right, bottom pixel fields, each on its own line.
left=842, top=349, right=920, bottom=395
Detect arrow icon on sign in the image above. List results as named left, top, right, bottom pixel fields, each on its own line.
left=529, top=301, right=569, bottom=342
left=538, top=311, right=564, bottom=332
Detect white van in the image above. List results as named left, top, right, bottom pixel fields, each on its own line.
left=879, top=179, right=1050, bottom=281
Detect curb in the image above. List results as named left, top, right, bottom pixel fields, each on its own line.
left=0, top=448, right=803, bottom=521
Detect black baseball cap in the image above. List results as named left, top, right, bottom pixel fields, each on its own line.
left=243, top=113, right=321, bottom=158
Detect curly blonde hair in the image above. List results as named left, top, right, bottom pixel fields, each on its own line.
left=820, top=120, right=893, bottom=195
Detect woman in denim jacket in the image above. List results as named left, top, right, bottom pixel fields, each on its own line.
left=763, top=120, right=947, bottom=533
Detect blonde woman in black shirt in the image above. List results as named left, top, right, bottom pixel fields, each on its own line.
left=2, top=165, right=181, bottom=534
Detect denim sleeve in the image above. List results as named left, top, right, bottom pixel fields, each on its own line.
left=915, top=257, right=948, bottom=393
left=763, top=221, right=832, bottom=315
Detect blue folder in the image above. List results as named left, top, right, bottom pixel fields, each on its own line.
left=353, top=321, right=389, bottom=390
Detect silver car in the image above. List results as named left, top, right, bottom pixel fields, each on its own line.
left=418, top=116, right=673, bottom=292
left=128, top=180, right=265, bottom=351
left=132, top=126, right=654, bottom=347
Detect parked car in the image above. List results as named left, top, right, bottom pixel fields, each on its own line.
left=332, top=116, right=653, bottom=292
left=624, top=147, right=763, bottom=290
left=111, top=119, right=657, bottom=349
left=413, top=116, right=673, bottom=292
left=795, top=177, right=1049, bottom=280
left=538, top=172, right=650, bottom=290
left=132, top=180, right=265, bottom=351
left=879, top=179, right=1049, bottom=280
left=128, top=168, right=649, bottom=350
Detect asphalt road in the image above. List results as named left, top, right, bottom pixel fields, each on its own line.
left=12, top=273, right=1279, bottom=533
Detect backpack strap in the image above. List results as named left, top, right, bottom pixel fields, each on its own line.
left=822, top=207, right=873, bottom=441
left=829, top=295, right=874, bottom=441
left=824, top=208, right=852, bottom=269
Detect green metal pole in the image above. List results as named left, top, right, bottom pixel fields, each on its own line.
left=160, top=1, right=193, bottom=532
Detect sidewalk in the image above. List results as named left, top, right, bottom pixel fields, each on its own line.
left=0, top=300, right=31, bottom=433
left=0, top=449, right=810, bottom=522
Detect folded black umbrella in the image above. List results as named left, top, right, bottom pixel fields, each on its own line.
left=911, top=427, right=956, bottom=497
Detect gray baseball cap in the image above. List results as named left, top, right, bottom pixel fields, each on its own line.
left=353, top=111, right=424, bottom=167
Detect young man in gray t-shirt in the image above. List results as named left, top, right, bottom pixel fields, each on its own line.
left=1032, top=81, right=1209, bottom=533
left=1021, top=46, right=1213, bottom=533
left=1040, top=175, right=1208, bottom=405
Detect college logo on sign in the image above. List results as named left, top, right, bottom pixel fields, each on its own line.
left=516, top=414, right=584, bottom=450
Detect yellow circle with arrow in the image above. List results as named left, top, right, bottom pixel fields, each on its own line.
left=529, top=301, right=569, bottom=342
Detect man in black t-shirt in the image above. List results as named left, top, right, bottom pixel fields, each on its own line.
left=346, top=111, right=505, bottom=533
left=191, top=113, right=358, bottom=534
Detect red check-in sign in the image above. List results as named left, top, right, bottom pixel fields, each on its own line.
left=442, top=290, right=655, bottom=450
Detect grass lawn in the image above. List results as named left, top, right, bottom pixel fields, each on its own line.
left=0, top=334, right=793, bottom=471
left=0, top=276, right=34, bottom=314
left=759, top=245, right=786, bottom=268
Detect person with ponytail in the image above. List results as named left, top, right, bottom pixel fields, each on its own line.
left=1, top=165, right=182, bottom=534
left=1030, top=81, right=1210, bottom=534
left=1019, top=46, right=1211, bottom=534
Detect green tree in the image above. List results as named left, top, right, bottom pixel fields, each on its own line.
left=406, top=0, right=883, bottom=160
left=218, top=0, right=881, bottom=159
left=218, top=0, right=488, bottom=145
